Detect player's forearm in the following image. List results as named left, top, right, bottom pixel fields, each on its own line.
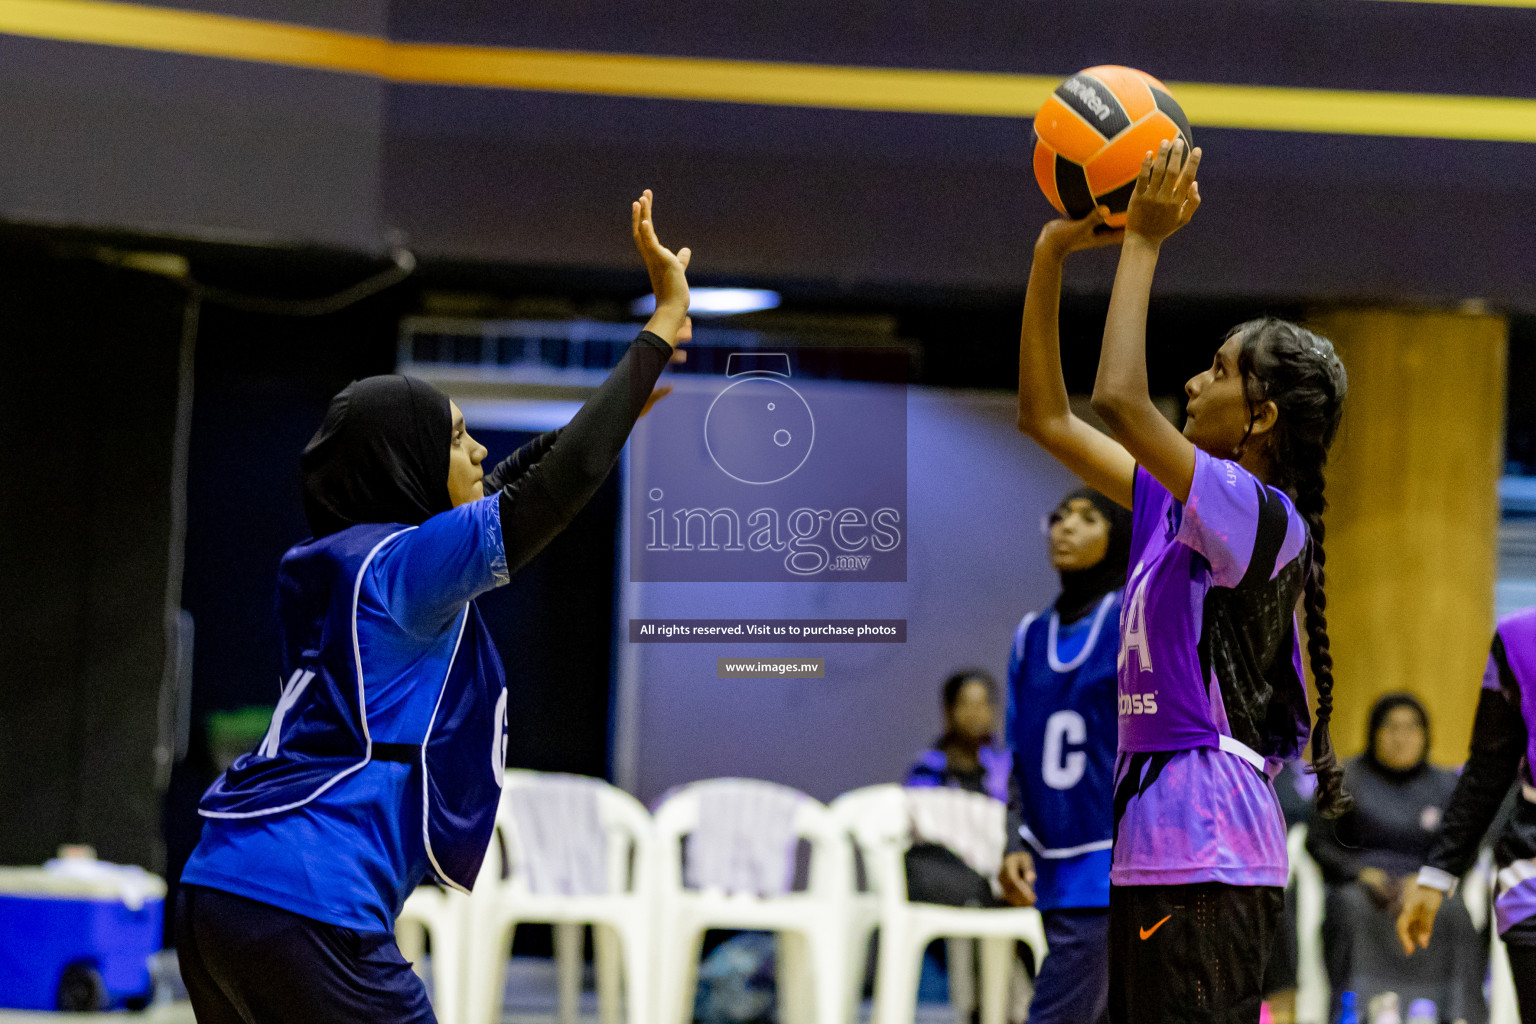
left=1425, top=685, right=1526, bottom=879
left=1017, top=248, right=1073, bottom=437
left=1091, top=235, right=1160, bottom=431
left=496, top=332, right=672, bottom=573
left=643, top=302, right=688, bottom=348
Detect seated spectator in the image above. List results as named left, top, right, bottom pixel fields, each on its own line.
left=903, top=670, right=1010, bottom=906
left=1306, top=693, right=1486, bottom=1023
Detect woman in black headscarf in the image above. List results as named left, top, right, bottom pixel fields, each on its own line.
left=995, top=487, right=1131, bottom=1024
left=177, top=192, right=689, bottom=1023
left=1307, top=693, right=1487, bottom=1023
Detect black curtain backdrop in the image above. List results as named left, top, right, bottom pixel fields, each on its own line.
left=0, top=247, right=188, bottom=870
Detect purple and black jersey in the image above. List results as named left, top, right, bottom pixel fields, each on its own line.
left=1111, top=449, right=1312, bottom=888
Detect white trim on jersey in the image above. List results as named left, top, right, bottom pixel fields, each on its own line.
left=1045, top=592, right=1117, bottom=674
left=420, top=605, right=474, bottom=894
left=1018, top=823, right=1114, bottom=860
left=200, top=527, right=411, bottom=820
left=1012, top=612, right=1038, bottom=663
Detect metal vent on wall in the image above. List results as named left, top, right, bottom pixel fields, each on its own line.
left=397, top=317, right=917, bottom=391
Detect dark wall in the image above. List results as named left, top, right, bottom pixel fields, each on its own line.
left=0, top=0, right=387, bottom=251
left=0, top=250, right=188, bottom=869
left=2, top=1, right=1534, bottom=305
left=382, top=1, right=1536, bottom=307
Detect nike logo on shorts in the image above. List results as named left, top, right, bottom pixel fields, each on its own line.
left=1138, top=914, right=1172, bottom=940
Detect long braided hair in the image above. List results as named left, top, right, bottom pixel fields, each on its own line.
left=1234, top=317, right=1352, bottom=817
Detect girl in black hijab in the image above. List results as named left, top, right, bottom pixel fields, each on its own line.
left=996, top=487, right=1130, bottom=1024
left=1049, top=487, right=1133, bottom=625
left=178, top=191, right=690, bottom=1023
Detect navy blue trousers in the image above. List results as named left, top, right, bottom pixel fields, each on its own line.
left=176, top=884, right=435, bottom=1024
left=1029, top=907, right=1110, bottom=1024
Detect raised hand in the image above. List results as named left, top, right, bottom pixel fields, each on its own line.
left=1036, top=205, right=1127, bottom=262
left=1125, top=137, right=1202, bottom=245
left=631, top=189, right=691, bottom=346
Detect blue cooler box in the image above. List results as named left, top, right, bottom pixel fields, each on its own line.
left=0, top=863, right=165, bottom=1010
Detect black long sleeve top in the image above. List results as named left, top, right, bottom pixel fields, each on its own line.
left=1420, top=634, right=1536, bottom=889
left=484, top=331, right=672, bottom=575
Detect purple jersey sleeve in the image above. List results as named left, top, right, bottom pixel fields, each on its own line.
left=1129, top=465, right=1168, bottom=565
left=1176, top=449, right=1307, bottom=589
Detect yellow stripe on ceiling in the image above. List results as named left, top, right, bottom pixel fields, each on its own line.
left=1359, top=0, right=1536, bottom=7
left=2, top=0, right=1536, bottom=143
left=0, top=0, right=388, bottom=72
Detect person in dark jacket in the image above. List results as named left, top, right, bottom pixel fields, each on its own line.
left=1308, top=693, right=1486, bottom=1023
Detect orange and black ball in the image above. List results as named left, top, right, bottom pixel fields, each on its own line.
left=1033, top=66, right=1193, bottom=226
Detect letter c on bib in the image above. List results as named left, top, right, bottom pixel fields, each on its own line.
left=1042, top=710, right=1087, bottom=791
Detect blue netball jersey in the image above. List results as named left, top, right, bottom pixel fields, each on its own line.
left=182, top=495, right=511, bottom=933
left=1007, top=591, right=1121, bottom=910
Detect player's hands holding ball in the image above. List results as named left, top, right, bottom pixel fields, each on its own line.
left=1125, top=137, right=1201, bottom=245
left=1035, top=205, right=1127, bottom=263
left=631, top=189, right=692, bottom=355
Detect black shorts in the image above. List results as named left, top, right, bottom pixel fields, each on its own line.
left=1108, top=882, right=1283, bottom=1024
left=176, top=884, right=435, bottom=1024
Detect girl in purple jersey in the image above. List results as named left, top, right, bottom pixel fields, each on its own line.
left=1015, top=139, right=1349, bottom=1023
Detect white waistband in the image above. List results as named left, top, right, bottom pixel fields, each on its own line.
left=1218, top=734, right=1278, bottom=779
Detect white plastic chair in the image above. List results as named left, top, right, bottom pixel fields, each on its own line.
left=464, top=770, right=655, bottom=1024
left=397, top=881, right=470, bottom=1024
left=1287, top=824, right=1328, bottom=1024
left=651, top=778, right=861, bottom=1024
left=835, top=785, right=1047, bottom=1024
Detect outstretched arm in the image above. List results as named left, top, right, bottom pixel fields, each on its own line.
left=1091, top=139, right=1202, bottom=503
left=494, top=189, right=691, bottom=574
left=1016, top=210, right=1136, bottom=509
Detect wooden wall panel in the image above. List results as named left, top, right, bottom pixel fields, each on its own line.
left=1309, top=307, right=1506, bottom=765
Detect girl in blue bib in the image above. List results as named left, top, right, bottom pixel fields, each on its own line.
left=178, top=192, right=691, bottom=1023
